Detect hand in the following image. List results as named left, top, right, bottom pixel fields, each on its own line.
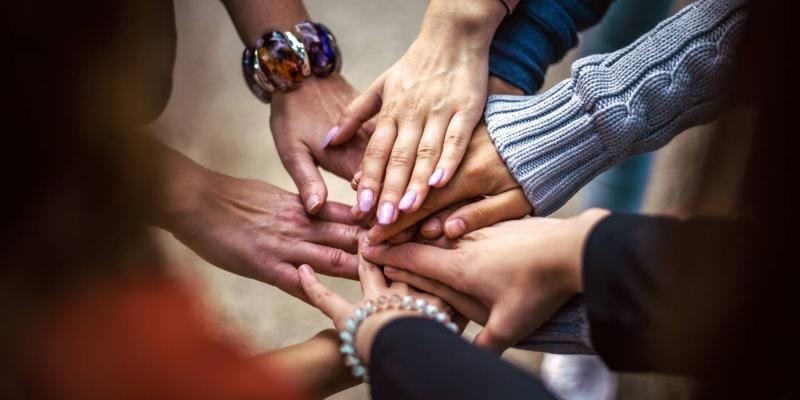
left=328, top=0, right=507, bottom=226
left=297, top=241, right=466, bottom=364
left=155, top=145, right=363, bottom=300
left=362, top=209, right=611, bottom=352
left=364, top=123, right=532, bottom=243
left=270, top=74, right=373, bottom=214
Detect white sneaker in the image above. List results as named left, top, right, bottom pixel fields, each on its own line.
left=541, top=354, right=617, bottom=400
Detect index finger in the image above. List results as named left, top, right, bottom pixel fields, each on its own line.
left=361, top=240, right=456, bottom=286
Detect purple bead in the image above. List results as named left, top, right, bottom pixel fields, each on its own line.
left=241, top=47, right=271, bottom=103
left=293, top=21, right=341, bottom=78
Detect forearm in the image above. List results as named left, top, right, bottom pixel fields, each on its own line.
left=485, top=0, right=748, bottom=215
left=221, top=0, right=310, bottom=45
left=369, top=318, right=556, bottom=400
left=583, top=214, right=756, bottom=375
left=254, top=330, right=358, bottom=399
left=489, top=0, right=612, bottom=94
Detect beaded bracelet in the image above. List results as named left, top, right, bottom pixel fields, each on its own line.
left=338, top=295, right=459, bottom=382
left=242, top=21, right=342, bottom=103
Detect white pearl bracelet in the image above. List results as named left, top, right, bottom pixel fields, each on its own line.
left=338, top=294, right=459, bottom=382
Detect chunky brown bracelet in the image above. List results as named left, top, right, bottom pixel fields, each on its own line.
left=241, top=21, right=342, bottom=103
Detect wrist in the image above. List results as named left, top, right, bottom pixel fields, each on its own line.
left=488, top=75, right=524, bottom=95
left=419, top=0, right=506, bottom=51
left=153, top=147, right=214, bottom=232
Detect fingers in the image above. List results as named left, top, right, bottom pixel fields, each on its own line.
left=430, top=109, right=481, bottom=188
left=309, top=220, right=362, bottom=254
left=328, top=77, right=385, bottom=147
left=288, top=242, right=358, bottom=280
left=361, top=241, right=457, bottom=287
left=356, top=117, right=397, bottom=214
left=358, top=251, right=388, bottom=299
left=376, top=119, right=423, bottom=225
left=280, top=149, right=327, bottom=214
left=473, top=299, right=530, bottom=353
left=367, top=179, right=475, bottom=243
left=400, top=115, right=450, bottom=213
left=316, top=201, right=359, bottom=225
left=419, top=200, right=472, bottom=239
left=264, top=262, right=307, bottom=301
left=384, top=266, right=488, bottom=325
left=298, top=264, right=352, bottom=324
left=442, top=190, right=532, bottom=238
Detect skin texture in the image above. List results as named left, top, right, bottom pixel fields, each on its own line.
left=154, top=143, right=363, bottom=300
left=363, top=123, right=532, bottom=243
left=223, top=0, right=372, bottom=214
left=297, top=236, right=474, bottom=364
left=330, top=0, right=508, bottom=225
left=362, top=209, right=611, bottom=353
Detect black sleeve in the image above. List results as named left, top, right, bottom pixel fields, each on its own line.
left=369, top=318, right=556, bottom=400
left=583, top=213, right=757, bottom=376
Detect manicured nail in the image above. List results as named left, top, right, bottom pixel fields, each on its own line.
left=378, top=202, right=395, bottom=225
left=422, top=217, right=441, bottom=233
left=322, top=126, right=339, bottom=148
left=398, top=190, right=417, bottom=211
left=428, top=168, right=445, bottom=186
left=358, top=189, right=374, bottom=212
left=445, top=218, right=466, bottom=237
left=305, top=194, right=322, bottom=212
left=384, top=266, right=398, bottom=274
left=299, top=264, right=314, bottom=276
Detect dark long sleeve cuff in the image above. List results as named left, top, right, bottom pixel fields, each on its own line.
left=369, top=317, right=555, bottom=400
left=489, top=0, right=611, bottom=94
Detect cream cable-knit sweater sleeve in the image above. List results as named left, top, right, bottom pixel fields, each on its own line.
left=484, top=0, right=747, bottom=215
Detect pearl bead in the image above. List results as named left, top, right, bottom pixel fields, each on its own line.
left=339, top=331, right=353, bottom=344
left=435, top=312, right=448, bottom=323
left=424, top=304, right=438, bottom=317
left=353, top=307, right=365, bottom=322
left=345, top=318, right=357, bottom=333
left=363, top=300, right=375, bottom=315
left=401, top=296, right=413, bottom=309
left=352, top=365, right=367, bottom=378
left=446, top=322, right=458, bottom=333
left=340, top=344, right=355, bottom=355
left=344, top=355, right=359, bottom=367
left=414, top=298, right=427, bottom=311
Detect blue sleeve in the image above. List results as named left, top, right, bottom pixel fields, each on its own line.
left=489, top=0, right=612, bottom=95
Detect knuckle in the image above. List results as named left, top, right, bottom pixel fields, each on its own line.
left=364, top=142, right=389, bottom=161
left=388, top=149, right=414, bottom=167
left=327, top=248, right=350, bottom=268
left=443, top=133, right=466, bottom=149
left=313, top=288, right=333, bottom=307
left=416, top=145, right=439, bottom=161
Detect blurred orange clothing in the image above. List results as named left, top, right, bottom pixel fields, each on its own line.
left=22, top=276, right=302, bottom=400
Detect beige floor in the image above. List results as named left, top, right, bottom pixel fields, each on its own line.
left=149, top=1, right=706, bottom=399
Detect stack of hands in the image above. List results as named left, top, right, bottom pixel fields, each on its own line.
left=156, top=0, right=608, bottom=357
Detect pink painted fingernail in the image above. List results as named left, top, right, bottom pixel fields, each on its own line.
left=428, top=168, right=445, bottom=186
left=445, top=218, right=466, bottom=237
left=398, top=190, right=417, bottom=211
left=378, top=202, right=395, bottom=225
left=358, top=189, right=374, bottom=212
left=322, top=126, right=339, bottom=148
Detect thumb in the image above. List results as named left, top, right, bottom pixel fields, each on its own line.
left=281, top=148, right=328, bottom=214
left=443, top=189, right=532, bottom=238
left=473, top=300, right=529, bottom=354
left=329, top=77, right=384, bottom=147
left=298, top=264, right=352, bottom=325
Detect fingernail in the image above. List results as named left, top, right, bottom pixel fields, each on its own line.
left=321, top=126, right=339, bottom=148
left=366, top=227, right=381, bottom=244
left=377, top=202, right=395, bottom=225
left=358, top=189, right=374, bottom=212
left=299, top=264, right=314, bottom=276
left=445, top=218, right=466, bottom=237
left=428, top=168, right=445, bottom=186
left=422, top=217, right=441, bottom=232
left=398, top=190, right=417, bottom=211
left=384, top=266, right=397, bottom=274
left=306, top=194, right=322, bottom=212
